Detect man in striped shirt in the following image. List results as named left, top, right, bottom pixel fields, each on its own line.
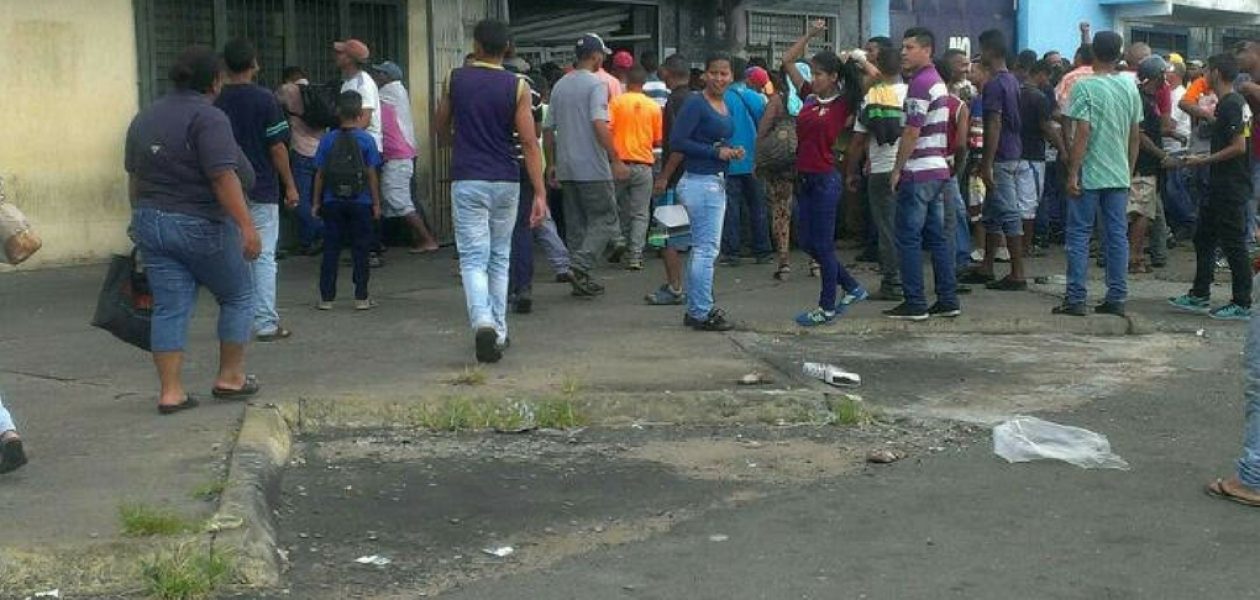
left=886, top=27, right=959, bottom=321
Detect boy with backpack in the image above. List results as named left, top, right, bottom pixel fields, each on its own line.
left=312, top=91, right=383, bottom=311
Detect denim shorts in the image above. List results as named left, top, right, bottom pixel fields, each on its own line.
left=1013, top=160, right=1045, bottom=220
left=983, top=161, right=1023, bottom=236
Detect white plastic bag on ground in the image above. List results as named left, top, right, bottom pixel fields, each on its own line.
left=992, top=416, right=1129, bottom=470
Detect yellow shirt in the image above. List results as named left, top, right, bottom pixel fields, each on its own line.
left=608, top=90, right=663, bottom=164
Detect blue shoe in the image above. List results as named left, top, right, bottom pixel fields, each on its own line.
left=1210, top=303, right=1252, bottom=321
left=645, top=284, right=685, bottom=306
left=795, top=307, right=838, bottom=327
left=839, top=287, right=869, bottom=308
left=1168, top=294, right=1210, bottom=315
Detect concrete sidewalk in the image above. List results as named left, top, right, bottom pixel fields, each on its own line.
left=0, top=238, right=1245, bottom=594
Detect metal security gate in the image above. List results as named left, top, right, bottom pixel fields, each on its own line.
left=135, top=0, right=406, bottom=103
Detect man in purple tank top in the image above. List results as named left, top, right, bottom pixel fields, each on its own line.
left=435, top=19, right=548, bottom=364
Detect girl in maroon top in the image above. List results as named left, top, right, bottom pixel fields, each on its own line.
left=783, top=21, right=867, bottom=327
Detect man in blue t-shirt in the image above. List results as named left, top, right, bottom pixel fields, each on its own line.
left=215, top=38, right=298, bottom=342
left=721, top=57, right=770, bottom=265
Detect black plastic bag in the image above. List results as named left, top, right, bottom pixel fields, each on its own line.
left=91, top=251, right=152, bottom=351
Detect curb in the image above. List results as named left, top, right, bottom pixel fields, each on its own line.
left=739, top=313, right=1134, bottom=337
left=210, top=403, right=293, bottom=587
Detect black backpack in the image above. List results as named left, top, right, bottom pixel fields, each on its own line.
left=298, top=82, right=339, bottom=129
left=324, top=130, right=367, bottom=199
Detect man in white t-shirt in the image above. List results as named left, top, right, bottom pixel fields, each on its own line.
left=1163, top=60, right=1196, bottom=241
left=334, top=39, right=382, bottom=151
left=846, top=44, right=908, bottom=301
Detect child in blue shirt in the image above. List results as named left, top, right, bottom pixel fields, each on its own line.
left=312, top=91, right=383, bottom=310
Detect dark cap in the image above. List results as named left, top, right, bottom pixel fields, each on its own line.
left=575, top=33, right=612, bottom=58
left=1138, top=55, right=1168, bottom=83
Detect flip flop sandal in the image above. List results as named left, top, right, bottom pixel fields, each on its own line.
left=0, top=437, right=28, bottom=473
left=774, top=265, right=792, bottom=281
left=157, top=395, right=200, bottom=416
left=1206, top=478, right=1260, bottom=507
left=212, top=376, right=261, bottom=400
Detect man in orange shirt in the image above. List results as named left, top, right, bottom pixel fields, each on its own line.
left=608, top=66, right=663, bottom=269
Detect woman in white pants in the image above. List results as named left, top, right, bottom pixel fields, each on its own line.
left=0, top=391, right=26, bottom=474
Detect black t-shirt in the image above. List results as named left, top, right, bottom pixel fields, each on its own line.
left=1018, top=82, right=1050, bottom=161
left=1136, top=91, right=1164, bottom=176
left=1211, top=92, right=1252, bottom=190
left=663, top=85, right=693, bottom=186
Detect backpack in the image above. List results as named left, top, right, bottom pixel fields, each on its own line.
left=298, top=82, right=339, bottom=129
left=756, top=93, right=798, bottom=174
left=324, top=130, right=367, bottom=199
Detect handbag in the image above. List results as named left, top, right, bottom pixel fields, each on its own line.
left=755, top=94, right=798, bottom=174
left=91, top=249, right=153, bottom=351
left=0, top=179, right=42, bottom=265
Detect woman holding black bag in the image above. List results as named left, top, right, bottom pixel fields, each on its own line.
left=124, top=46, right=262, bottom=414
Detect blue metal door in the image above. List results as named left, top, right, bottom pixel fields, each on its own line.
left=890, top=0, right=1014, bottom=55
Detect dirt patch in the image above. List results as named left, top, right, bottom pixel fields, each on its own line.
left=625, top=438, right=866, bottom=483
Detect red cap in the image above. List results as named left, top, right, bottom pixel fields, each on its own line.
left=612, top=50, right=634, bottom=70
left=745, top=66, right=770, bottom=90
left=333, top=39, right=370, bottom=62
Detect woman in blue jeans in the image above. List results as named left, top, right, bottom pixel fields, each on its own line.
left=783, top=21, right=868, bottom=327
left=664, top=52, right=741, bottom=332
left=125, top=46, right=262, bottom=414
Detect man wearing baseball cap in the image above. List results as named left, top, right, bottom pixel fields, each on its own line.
left=544, top=33, right=629, bottom=298
left=597, top=47, right=625, bottom=102
left=334, top=39, right=382, bottom=152
left=369, top=60, right=440, bottom=254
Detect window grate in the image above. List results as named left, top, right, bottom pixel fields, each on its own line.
left=745, top=12, right=838, bottom=67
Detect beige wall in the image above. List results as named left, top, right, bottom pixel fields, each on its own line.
left=407, top=0, right=434, bottom=223
left=1, top=0, right=137, bottom=269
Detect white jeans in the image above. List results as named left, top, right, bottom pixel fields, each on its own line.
left=0, top=391, right=15, bottom=433
left=452, top=180, right=520, bottom=344
left=249, top=203, right=281, bottom=334
left=381, top=159, right=417, bottom=218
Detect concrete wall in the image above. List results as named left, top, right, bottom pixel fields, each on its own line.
left=406, top=0, right=433, bottom=219
left=0, top=0, right=137, bottom=269
left=1017, top=0, right=1117, bottom=57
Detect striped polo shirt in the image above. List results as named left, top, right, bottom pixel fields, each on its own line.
left=902, top=65, right=952, bottom=183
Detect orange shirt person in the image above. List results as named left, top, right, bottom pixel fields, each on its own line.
left=607, top=66, right=663, bottom=268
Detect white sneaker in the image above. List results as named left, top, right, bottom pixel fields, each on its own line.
left=970, top=249, right=985, bottom=262
left=995, top=246, right=1012, bottom=262
left=802, top=362, right=862, bottom=387
left=316, top=301, right=333, bottom=311
left=355, top=298, right=378, bottom=311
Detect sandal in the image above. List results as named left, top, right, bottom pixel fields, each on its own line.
left=158, top=395, right=200, bottom=416
left=1206, top=478, right=1260, bottom=507
left=773, top=264, right=791, bottom=281
left=808, top=261, right=820, bottom=278
left=212, top=375, right=261, bottom=400
left=1128, top=262, right=1152, bottom=275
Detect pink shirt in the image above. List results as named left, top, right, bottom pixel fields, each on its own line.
left=380, top=103, right=416, bottom=160
left=596, top=69, right=623, bottom=101
left=275, top=81, right=324, bottom=158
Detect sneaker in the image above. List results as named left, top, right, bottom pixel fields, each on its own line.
left=555, top=272, right=575, bottom=284
left=883, top=303, right=929, bottom=321
left=1210, top=303, right=1252, bottom=321
left=693, top=308, right=735, bottom=332
left=970, top=248, right=985, bottom=262
left=683, top=313, right=701, bottom=328
left=927, top=302, right=962, bottom=318
left=995, top=246, right=1011, bottom=262
left=1052, top=302, right=1086, bottom=317
left=368, top=253, right=385, bottom=269
left=645, top=284, right=685, bottom=306
left=474, top=327, right=502, bottom=363
left=1216, top=255, right=1229, bottom=272
left=795, top=307, right=838, bottom=327
left=626, top=258, right=645, bottom=270
left=720, top=255, right=742, bottom=267
left=514, top=295, right=533, bottom=314
left=959, top=269, right=996, bottom=285
left=0, top=437, right=28, bottom=474
left=1168, top=294, right=1210, bottom=314
left=316, top=301, right=334, bottom=311
left=1094, top=301, right=1126, bottom=317
left=839, top=286, right=869, bottom=307
left=754, top=254, right=776, bottom=265
left=855, top=250, right=880, bottom=263
left=354, top=298, right=378, bottom=311
left=570, top=271, right=605, bottom=298
left=985, top=277, right=1028, bottom=291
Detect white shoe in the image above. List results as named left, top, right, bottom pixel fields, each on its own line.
left=970, top=249, right=985, bottom=262
left=355, top=298, right=378, bottom=311
left=316, top=301, right=333, bottom=311
left=802, top=362, right=861, bottom=387
left=995, top=246, right=1012, bottom=262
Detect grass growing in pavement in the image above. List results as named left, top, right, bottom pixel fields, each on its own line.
left=140, top=544, right=235, bottom=600
left=189, top=479, right=226, bottom=502
left=119, top=504, right=200, bottom=537
left=559, top=374, right=583, bottom=396
left=445, top=366, right=487, bottom=387
left=534, top=398, right=588, bottom=429
left=828, top=395, right=877, bottom=427
left=412, top=397, right=588, bottom=432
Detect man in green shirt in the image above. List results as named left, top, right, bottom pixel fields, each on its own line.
left=1055, top=30, right=1142, bottom=317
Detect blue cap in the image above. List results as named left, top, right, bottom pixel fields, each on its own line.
left=372, top=61, right=404, bottom=82
left=575, top=33, right=612, bottom=58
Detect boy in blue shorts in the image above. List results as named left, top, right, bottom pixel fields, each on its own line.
left=646, top=53, right=693, bottom=305
left=312, top=91, right=383, bottom=311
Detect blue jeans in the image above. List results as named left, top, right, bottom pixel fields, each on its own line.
left=722, top=173, right=771, bottom=257
left=678, top=172, right=727, bottom=320
left=798, top=171, right=861, bottom=311
left=0, top=391, right=14, bottom=433
left=946, top=176, right=971, bottom=269
left=130, top=207, right=254, bottom=352
left=896, top=179, right=958, bottom=312
left=534, top=213, right=571, bottom=275
left=248, top=203, right=281, bottom=335
left=291, top=152, right=323, bottom=247
left=453, top=180, right=520, bottom=343
left=319, top=202, right=373, bottom=301
left=1163, top=167, right=1196, bottom=230
left=1036, top=160, right=1067, bottom=236
left=1238, top=311, right=1260, bottom=488
left=510, top=174, right=535, bottom=296
left=1065, top=188, right=1128, bottom=306
left=983, top=161, right=1022, bottom=236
